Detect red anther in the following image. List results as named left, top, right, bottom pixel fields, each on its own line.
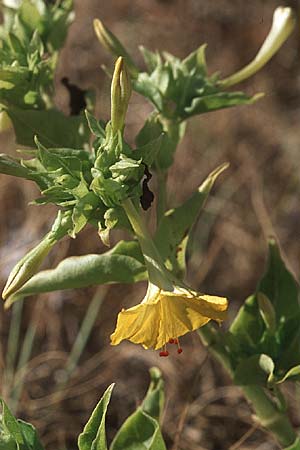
left=173, top=338, right=178, bottom=345
left=177, top=348, right=183, bottom=354
left=159, top=351, right=169, bottom=357
left=169, top=338, right=175, bottom=344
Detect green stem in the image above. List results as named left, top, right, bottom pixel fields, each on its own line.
left=122, top=198, right=173, bottom=290
left=3, top=301, right=24, bottom=399
left=198, top=324, right=299, bottom=448
left=156, top=170, right=168, bottom=226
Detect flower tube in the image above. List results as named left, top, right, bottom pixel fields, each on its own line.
left=220, top=7, right=296, bottom=88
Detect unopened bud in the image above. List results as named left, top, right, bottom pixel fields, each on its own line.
left=257, top=292, right=276, bottom=334
left=111, top=57, right=131, bottom=133
left=2, top=211, right=72, bottom=305
left=220, top=7, right=296, bottom=88
left=93, top=19, right=139, bottom=77
left=2, top=235, right=55, bottom=303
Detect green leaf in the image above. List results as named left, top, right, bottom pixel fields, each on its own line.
left=6, top=107, right=89, bottom=148
left=229, top=239, right=300, bottom=361
left=110, top=411, right=166, bottom=450
left=78, top=384, right=114, bottom=450
left=233, top=354, right=275, bottom=386
left=229, top=295, right=264, bottom=355
left=17, top=420, right=44, bottom=450
left=0, top=153, right=37, bottom=180
left=109, top=368, right=166, bottom=450
left=18, top=1, right=42, bottom=34
left=139, top=46, right=161, bottom=73
left=0, top=399, right=24, bottom=447
left=7, top=240, right=146, bottom=304
left=184, top=91, right=262, bottom=118
left=154, top=163, right=228, bottom=274
left=258, top=238, right=300, bottom=319
left=141, top=368, right=164, bottom=423
left=85, top=110, right=105, bottom=138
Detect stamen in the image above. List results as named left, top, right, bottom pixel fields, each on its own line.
left=176, top=337, right=183, bottom=355
left=159, top=344, right=169, bottom=357
left=169, top=338, right=175, bottom=344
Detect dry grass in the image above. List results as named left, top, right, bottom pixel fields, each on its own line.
left=1, top=1, right=300, bottom=449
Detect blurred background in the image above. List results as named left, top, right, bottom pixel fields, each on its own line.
left=1, top=0, right=300, bottom=449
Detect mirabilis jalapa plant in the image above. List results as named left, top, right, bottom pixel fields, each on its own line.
left=1, top=2, right=300, bottom=448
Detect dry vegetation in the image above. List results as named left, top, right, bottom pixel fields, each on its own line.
left=1, top=1, right=300, bottom=449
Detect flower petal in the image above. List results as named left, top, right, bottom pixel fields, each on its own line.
left=111, top=289, right=228, bottom=350
left=110, top=301, right=160, bottom=349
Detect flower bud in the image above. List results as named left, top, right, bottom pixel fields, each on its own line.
left=93, top=19, right=139, bottom=77
left=2, top=234, right=56, bottom=303
left=111, top=57, right=132, bottom=133
left=220, top=7, right=296, bottom=88
left=2, top=211, right=72, bottom=305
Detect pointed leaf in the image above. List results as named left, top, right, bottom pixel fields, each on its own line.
left=78, top=384, right=114, bottom=450
left=154, top=163, right=229, bottom=271
left=259, top=238, right=300, bottom=319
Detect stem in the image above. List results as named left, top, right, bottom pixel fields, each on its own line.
left=3, top=301, right=24, bottom=397
left=156, top=170, right=168, bottom=226
left=198, top=324, right=299, bottom=448
left=122, top=198, right=173, bottom=290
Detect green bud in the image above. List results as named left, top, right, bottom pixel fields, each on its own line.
left=220, top=7, right=296, bottom=87
left=93, top=18, right=139, bottom=77
left=257, top=292, right=276, bottom=334
left=2, top=235, right=55, bottom=303
left=111, top=57, right=131, bottom=133
left=2, top=211, right=72, bottom=305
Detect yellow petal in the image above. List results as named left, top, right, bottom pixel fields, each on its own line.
left=111, top=289, right=228, bottom=350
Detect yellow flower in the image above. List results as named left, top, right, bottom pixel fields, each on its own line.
left=111, top=283, right=228, bottom=353
left=113, top=198, right=229, bottom=355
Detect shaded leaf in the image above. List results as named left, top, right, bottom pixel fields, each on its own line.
left=259, top=238, right=300, bottom=319
left=6, top=107, right=89, bottom=148
left=234, top=354, right=275, bottom=386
